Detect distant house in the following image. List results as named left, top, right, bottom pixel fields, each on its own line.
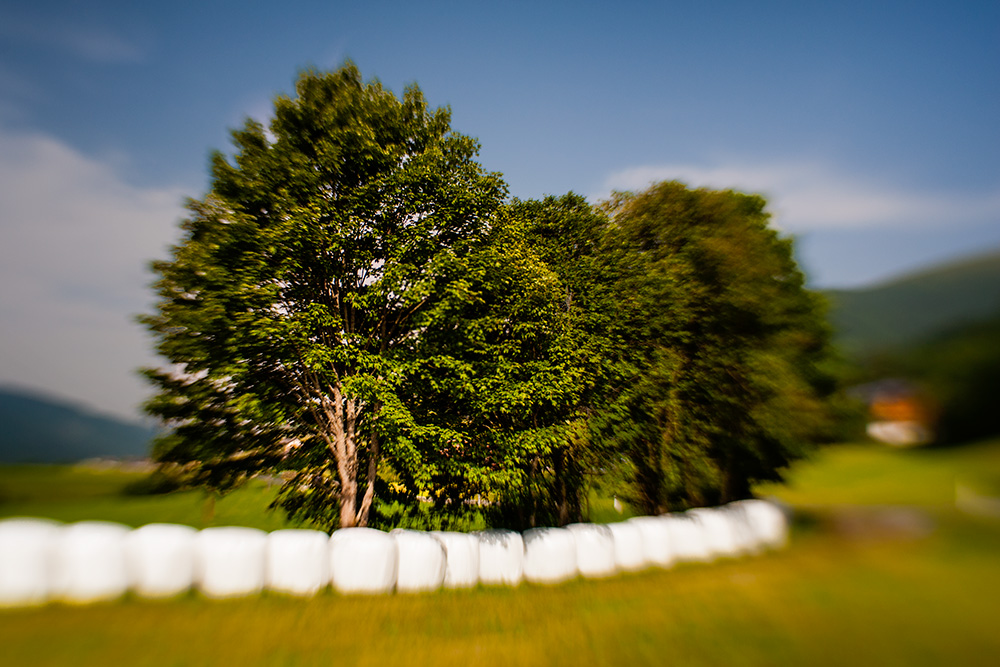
left=850, top=378, right=936, bottom=447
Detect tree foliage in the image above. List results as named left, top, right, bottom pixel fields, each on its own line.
left=141, top=65, right=836, bottom=530
left=141, top=64, right=506, bottom=528
left=379, top=197, right=611, bottom=530
left=597, top=182, right=834, bottom=513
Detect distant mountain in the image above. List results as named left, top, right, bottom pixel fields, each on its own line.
left=825, top=249, right=1000, bottom=358
left=0, top=388, right=157, bottom=463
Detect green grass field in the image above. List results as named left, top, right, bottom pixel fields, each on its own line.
left=0, top=464, right=303, bottom=531
left=2, top=440, right=1000, bottom=666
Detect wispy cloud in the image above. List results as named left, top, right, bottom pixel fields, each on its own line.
left=597, top=161, right=1000, bottom=232
left=0, top=10, right=147, bottom=63
left=0, top=127, right=186, bottom=418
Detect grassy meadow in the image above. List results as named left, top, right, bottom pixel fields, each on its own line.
left=2, top=440, right=1000, bottom=666
left=0, top=465, right=302, bottom=531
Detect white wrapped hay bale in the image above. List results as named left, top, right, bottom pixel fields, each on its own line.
left=52, top=521, right=130, bottom=603
left=522, top=527, right=578, bottom=585
left=628, top=516, right=674, bottom=568
left=686, top=508, right=738, bottom=559
left=266, top=529, right=331, bottom=596
left=392, top=530, right=446, bottom=593
left=195, top=527, right=268, bottom=598
left=329, top=528, right=397, bottom=594
left=734, top=499, right=789, bottom=550
left=607, top=521, right=646, bottom=571
left=661, top=513, right=711, bottom=563
left=430, top=531, right=480, bottom=589
left=124, top=523, right=198, bottom=598
left=476, top=530, right=524, bottom=586
left=0, top=518, right=61, bottom=607
left=720, top=503, right=763, bottom=556
left=565, top=523, right=616, bottom=579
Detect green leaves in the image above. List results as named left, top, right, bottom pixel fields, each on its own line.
left=141, top=64, right=508, bottom=528
left=141, top=65, right=836, bottom=530
left=598, top=182, right=836, bottom=511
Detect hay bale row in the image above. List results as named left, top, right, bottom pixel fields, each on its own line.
left=0, top=500, right=787, bottom=606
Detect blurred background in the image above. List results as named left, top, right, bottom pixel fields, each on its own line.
left=1, top=2, right=998, bottom=664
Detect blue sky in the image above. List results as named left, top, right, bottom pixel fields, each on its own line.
left=1, top=0, right=998, bottom=420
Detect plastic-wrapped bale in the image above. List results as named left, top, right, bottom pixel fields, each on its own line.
left=266, top=529, right=331, bottom=596
left=606, top=521, right=646, bottom=571
left=430, top=531, right=480, bottom=589
left=124, top=523, right=198, bottom=598
left=329, top=528, right=397, bottom=594
left=627, top=516, right=674, bottom=568
left=734, top=499, right=789, bottom=550
left=661, top=513, right=711, bottom=563
left=392, top=530, right=446, bottom=593
left=195, top=527, right=268, bottom=598
left=52, top=521, right=131, bottom=604
left=522, top=527, right=578, bottom=585
left=686, top=508, right=738, bottom=559
left=476, top=530, right=524, bottom=586
left=0, top=518, right=61, bottom=607
left=720, top=502, right=763, bottom=556
left=565, top=523, right=616, bottom=579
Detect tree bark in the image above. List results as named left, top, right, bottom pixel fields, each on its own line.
left=357, top=430, right=379, bottom=526
left=322, top=383, right=360, bottom=529
left=317, top=383, right=381, bottom=529
left=722, top=462, right=751, bottom=504
left=553, top=446, right=570, bottom=526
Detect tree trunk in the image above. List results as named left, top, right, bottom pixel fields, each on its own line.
left=529, top=455, right=539, bottom=528
left=722, top=465, right=751, bottom=504
left=201, top=492, right=216, bottom=525
left=338, top=392, right=359, bottom=528
left=318, top=383, right=382, bottom=529
left=319, top=383, right=359, bottom=529
left=553, top=447, right=570, bottom=526
left=356, top=430, right=379, bottom=527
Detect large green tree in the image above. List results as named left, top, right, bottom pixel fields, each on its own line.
left=598, top=182, right=834, bottom=513
left=140, top=64, right=506, bottom=528
left=494, top=194, right=620, bottom=527
left=382, top=196, right=610, bottom=530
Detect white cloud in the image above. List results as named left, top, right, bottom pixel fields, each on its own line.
left=0, top=9, right=147, bottom=63
left=597, top=160, right=1000, bottom=232
left=60, top=26, right=145, bottom=63
left=0, top=127, right=187, bottom=419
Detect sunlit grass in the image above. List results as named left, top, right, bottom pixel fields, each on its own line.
left=0, top=465, right=642, bottom=530
left=585, top=488, right=640, bottom=524
left=2, top=440, right=1000, bottom=665
left=0, top=465, right=302, bottom=531
left=757, top=438, right=1000, bottom=506
left=2, top=512, right=998, bottom=666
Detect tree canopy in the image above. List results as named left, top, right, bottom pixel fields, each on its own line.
left=141, top=64, right=836, bottom=530
left=141, top=64, right=506, bottom=528
left=597, top=183, right=835, bottom=512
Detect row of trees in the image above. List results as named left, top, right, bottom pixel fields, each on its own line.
left=140, top=64, right=836, bottom=530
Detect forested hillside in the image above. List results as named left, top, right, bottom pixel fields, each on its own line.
left=0, top=388, right=156, bottom=463
left=825, top=248, right=1000, bottom=445
left=825, top=248, right=1000, bottom=358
